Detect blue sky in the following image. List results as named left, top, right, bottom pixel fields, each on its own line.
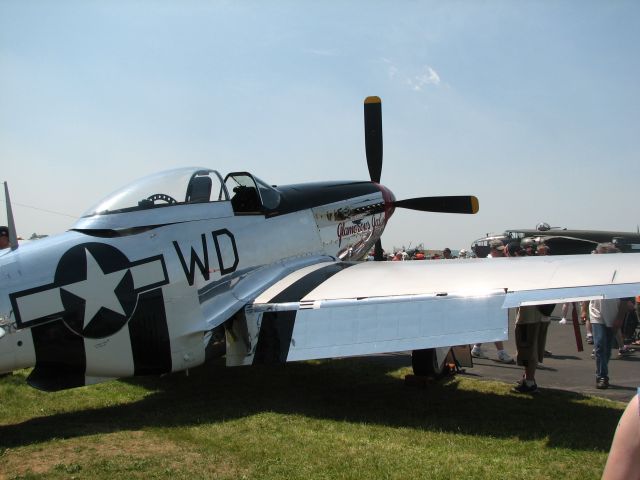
left=1, top=1, right=639, bottom=250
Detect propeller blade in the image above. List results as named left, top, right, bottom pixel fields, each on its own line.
left=364, top=96, right=383, bottom=183
left=393, top=196, right=479, bottom=214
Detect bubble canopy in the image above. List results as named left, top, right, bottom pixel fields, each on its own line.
left=81, top=167, right=280, bottom=218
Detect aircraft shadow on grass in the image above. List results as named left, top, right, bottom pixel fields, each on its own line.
left=0, top=357, right=623, bottom=452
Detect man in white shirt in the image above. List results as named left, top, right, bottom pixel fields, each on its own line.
left=589, top=243, right=626, bottom=389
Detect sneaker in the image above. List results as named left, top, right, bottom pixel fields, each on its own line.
left=591, top=348, right=595, bottom=358
left=497, top=350, right=515, bottom=364
left=586, top=335, right=594, bottom=345
left=618, top=347, right=631, bottom=357
left=543, top=350, right=552, bottom=357
left=596, top=377, right=609, bottom=389
left=512, top=380, right=539, bottom=394
left=559, top=318, right=567, bottom=325
left=471, top=346, right=488, bottom=359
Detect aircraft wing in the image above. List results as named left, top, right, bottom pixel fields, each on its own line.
left=226, top=254, right=640, bottom=365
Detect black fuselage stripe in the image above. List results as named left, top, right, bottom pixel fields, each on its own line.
left=128, top=289, right=172, bottom=375
left=28, top=320, right=86, bottom=391
left=253, top=262, right=355, bottom=364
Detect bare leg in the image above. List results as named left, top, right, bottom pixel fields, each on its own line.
left=524, top=362, right=537, bottom=382
left=602, top=395, right=640, bottom=479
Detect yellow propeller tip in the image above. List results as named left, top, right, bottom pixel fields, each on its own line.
left=471, top=196, right=479, bottom=214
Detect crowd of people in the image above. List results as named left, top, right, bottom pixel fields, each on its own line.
left=375, top=237, right=639, bottom=394
left=379, top=247, right=471, bottom=261
left=490, top=239, right=638, bottom=393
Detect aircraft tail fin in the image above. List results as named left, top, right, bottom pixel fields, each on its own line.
left=3, top=181, right=19, bottom=250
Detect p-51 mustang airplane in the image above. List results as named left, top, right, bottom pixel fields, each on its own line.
left=1, top=97, right=640, bottom=392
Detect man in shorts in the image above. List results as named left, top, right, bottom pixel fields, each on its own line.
left=512, top=304, right=551, bottom=394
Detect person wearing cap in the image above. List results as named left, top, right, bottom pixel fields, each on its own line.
left=520, top=237, right=537, bottom=256
left=471, top=239, right=515, bottom=364
left=458, top=249, right=468, bottom=259
left=504, top=241, right=525, bottom=257
left=486, top=239, right=505, bottom=258
left=0, top=226, right=9, bottom=250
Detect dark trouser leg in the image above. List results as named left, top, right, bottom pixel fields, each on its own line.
left=592, top=323, right=613, bottom=380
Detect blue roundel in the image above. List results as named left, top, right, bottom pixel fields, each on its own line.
left=55, top=243, right=137, bottom=338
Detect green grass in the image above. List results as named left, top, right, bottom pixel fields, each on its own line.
left=0, top=357, right=625, bottom=479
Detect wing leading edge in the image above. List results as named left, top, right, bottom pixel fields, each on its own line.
left=226, top=254, right=640, bottom=366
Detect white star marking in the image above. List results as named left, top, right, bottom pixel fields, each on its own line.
left=61, top=248, right=129, bottom=329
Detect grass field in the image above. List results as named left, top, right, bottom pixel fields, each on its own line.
left=0, top=357, right=624, bottom=479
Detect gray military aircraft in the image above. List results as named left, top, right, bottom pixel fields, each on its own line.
left=2, top=97, right=640, bottom=392
left=472, top=223, right=640, bottom=257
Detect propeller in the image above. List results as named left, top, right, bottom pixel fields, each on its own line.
left=364, top=96, right=383, bottom=184
left=363, top=96, right=479, bottom=259
left=392, top=196, right=479, bottom=214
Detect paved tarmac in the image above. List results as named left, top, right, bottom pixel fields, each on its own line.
left=460, top=313, right=639, bottom=403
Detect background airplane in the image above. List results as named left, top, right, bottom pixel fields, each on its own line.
left=1, top=97, right=639, bottom=394
left=472, top=223, right=640, bottom=257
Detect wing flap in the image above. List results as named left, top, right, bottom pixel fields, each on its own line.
left=284, top=292, right=507, bottom=361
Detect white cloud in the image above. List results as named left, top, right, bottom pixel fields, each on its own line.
left=382, top=59, right=441, bottom=92
left=407, top=66, right=441, bottom=91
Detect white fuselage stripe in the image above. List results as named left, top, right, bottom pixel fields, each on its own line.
left=16, top=289, right=65, bottom=324
left=131, top=259, right=167, bottom=290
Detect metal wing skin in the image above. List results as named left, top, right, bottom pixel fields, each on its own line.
left=226, top=254, right=640, bottom=366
